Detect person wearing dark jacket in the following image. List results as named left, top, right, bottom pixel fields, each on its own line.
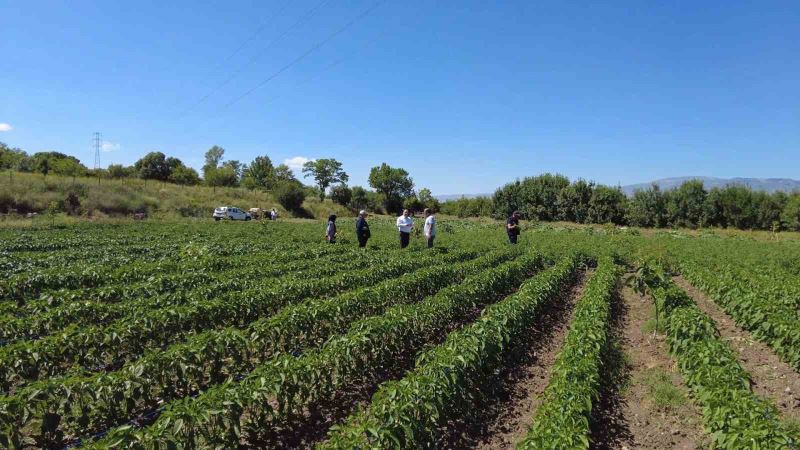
left=326, top=214, right=337, bottom=243
left=506, top=211, right=521, bottom=244
left=355, top=210, right=371, bottom=248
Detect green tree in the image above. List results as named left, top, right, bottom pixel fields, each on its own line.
left=556, top=179, right=594, bottom=223
left=134, top=152, right=171, bottom=181
left=274, top=164, right=297, bottom=184
left=518, top=173, right=570, bottom=220
left=714, top=185, right=756, bottom=229
left=626, top=184, right=667, bottom=227
left=170, top=165, right=201, bottom=186
left=753, top=191, right=786, bottom=230
left=302, top=158, right=349, bottom=201
left=165, top=157, right=184, bottom=173
left=443, top=196, right=493, bottom=217
left=492, top=181, right=524, bottom=219
left=205, top=166, right=238, bottom=188
left=330, top=184, right=352, bottom=206
left=368, top=163, right=414, bottom=213
left=416, top=188, right=441, bottom=212
left=587, top=185, right=627, bottom=224
left=242, top=156, right=275, bottom=190
left=107, top=164, right=132, bottom=179
left=204, top=145, right=225, bottom=169
left=348, top=186, right=378, bottom=212
left=403, top=194, right=424, bottom=213
left=274, top=181, right=306, bottom=211
left=666, top=180, right=707, bottom=228
left=781, top=194, right=800, bottom=231
left=201, top=146, right=239, bottom=187
left=31, top=152, right=87, bottom=177
left=0, top=143, right=29, bottom=170
left=221, top=160, right=243, bottom=182
left=51, top=157, right=86, bottom=179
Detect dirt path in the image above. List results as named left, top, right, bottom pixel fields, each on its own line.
left=442, top=270, right=590, bottom=449
left=590, top=281, right=708, bottom=450
left=674, top=276, right=800, bottom=426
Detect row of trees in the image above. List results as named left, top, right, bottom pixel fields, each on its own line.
left=1, top=142, right=440, bottom=215
left=444, top=174, right=800, bottom=231
left=0, top=144, right=90, bottom=178
left=626, top=180, right=800, bottom=231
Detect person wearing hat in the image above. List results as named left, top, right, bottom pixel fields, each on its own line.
left=506, top=211, right=521, bottom=244
left=355, top=210, right=371, bottom=248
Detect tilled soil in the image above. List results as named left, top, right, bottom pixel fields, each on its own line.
left=675, top=276, right=800, bottom=426
left=443, top=270, right=590, bottom=449
left=592, top=282, right=708, bottom=450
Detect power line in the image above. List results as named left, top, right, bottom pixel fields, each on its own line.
left=213, top=0, right=293, bottom=70
left=256, top=24, right=394, bottom=108
left=175, top=0, right=335, bottom=120
left=222, top=0, right=387, bottom=110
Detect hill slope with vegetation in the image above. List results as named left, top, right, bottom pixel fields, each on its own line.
left=0, top=171, right=351, bottom=220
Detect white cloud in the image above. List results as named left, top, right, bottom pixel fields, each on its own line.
left=0, top=123, right=13, bottom=132
left=284, top=156, right=313, bottom=170
left=101, top=141, right=121, bottom=152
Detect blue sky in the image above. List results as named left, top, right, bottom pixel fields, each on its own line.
left=2, top=1, right=798, bottom=195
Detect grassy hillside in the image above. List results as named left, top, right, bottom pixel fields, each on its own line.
left=0, top=171, right=351, bottom=220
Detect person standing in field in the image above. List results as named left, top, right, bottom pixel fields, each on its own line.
left=355, top=210, right=371, bottom=248
left=396, top=209, right=414, bottom=248
left=506, top=211, right=521, bottom=244
left=326, top=214, right=337, bottom=243
left=270, top=208, right=277, bottom=220
left=423, top=208, right=436, bottom=248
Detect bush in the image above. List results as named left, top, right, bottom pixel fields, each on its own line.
left=330, top=184, right=352, bottom=207
left=274, top=181, right=306, bottom=212
left=65, top=192, right=81, bottom=215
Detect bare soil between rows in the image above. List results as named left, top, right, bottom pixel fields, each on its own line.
left=590, top=280, right=708, bottom=450
left=439, top=270, right=590, bottom=449
left=674, top=276, right=800, bottom=426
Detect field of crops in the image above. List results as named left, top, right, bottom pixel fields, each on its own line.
left=1, top=219, right=799, bottom=449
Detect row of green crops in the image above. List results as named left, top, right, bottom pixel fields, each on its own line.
left=319, top=254, right=585, bottom=449
left=0, top=246, right=390, bottom=341
left=0, top=241, right=353, bottom=305
left=0, top=250, right=495, bottom=448
left=0, top=249, right=458, bottom=392
left=651, top=277, right=797, bottom=449
left=0, top=244, right=182, bottom=277
left=680, top=258, right=800, bottom=370
left=85, top=252, right=547, bottom=449
left=517, top=258, right=621, bottom=449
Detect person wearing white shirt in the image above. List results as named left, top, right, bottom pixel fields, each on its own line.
left=423, top=208, right=436, bottom=248
left=396, top=209, right=414, bottom=248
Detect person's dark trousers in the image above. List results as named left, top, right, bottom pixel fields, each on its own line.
left=508, top=233, right=518, bottom=244
left=358, top=236, right=368, bottom=248
left=400, top=232, right=410, bottom=248
left=427, top=236, right=434, bottom=248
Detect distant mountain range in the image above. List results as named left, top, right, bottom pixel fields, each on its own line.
left=436, top=176, right=800, bottom=201
left=620, top=177, right=800, bottom=196
left=436, top=193, right=492, bottom=201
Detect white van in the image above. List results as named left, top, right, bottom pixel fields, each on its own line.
left=213, top=206, right=252, bottom=221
